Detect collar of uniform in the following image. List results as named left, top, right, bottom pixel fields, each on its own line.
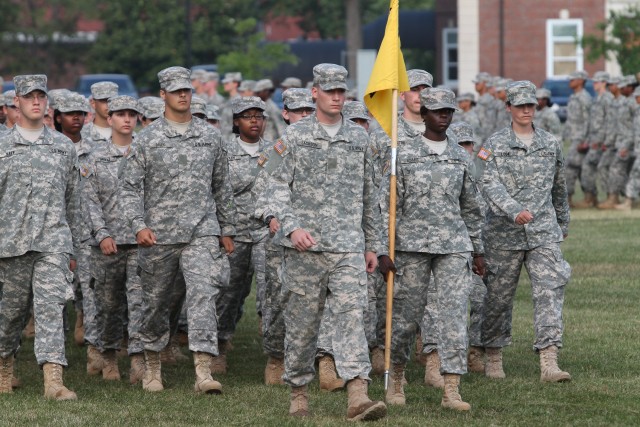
left=230, top=134, right=266, bottom=158
left=159, top=116, right=202, bottom=139
left=75, top=137, right=95, bottom=156
left=399, top=115, right=422, bottom=139
left=310, top=113, right=351, bottom=142
left=10, top=125, right=53, bottom=146
left=508, top=125, right=547, bottom=152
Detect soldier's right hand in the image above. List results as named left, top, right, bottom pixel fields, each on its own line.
left=515, top=210, right=533, bottom=225
left=100, top=237, right=118, bottom=255
left=378, top=255, right=396, bottom=277
left=269, top=217, right=281, bottom=234
left=290, top=228, right=316, bottom=252
left=136, top=228, right=157, bottom=247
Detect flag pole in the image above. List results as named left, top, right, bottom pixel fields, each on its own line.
left=384, top=89, right=398, bottom=392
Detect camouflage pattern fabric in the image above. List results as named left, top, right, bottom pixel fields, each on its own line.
left=607, top=96, right=637, bottom=194
left=597, top=95, right=625, bottom=191
left=581, top=90, right=614, bottom=195
left=261, top=238, right=286, bottom=358
left=262, top=98, right=287, bottom=142
left=624, top=107, right=640, bottom=199
left=533, top=106, right=562, bottom=139
left=562, top=88, right=592, bottom=196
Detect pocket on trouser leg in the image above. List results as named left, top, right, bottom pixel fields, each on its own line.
left=536, top=247, right=571, bottom=289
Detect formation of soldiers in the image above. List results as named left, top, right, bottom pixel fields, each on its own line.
left=1, top=61, right=632, bottom=420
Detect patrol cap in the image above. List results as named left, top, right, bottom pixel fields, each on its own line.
left=282, top=88, right=314, bottom=110
left=420, top=87, right=458, bottom=111
left=222, top=72, right=242, bottom=84
left=231, top=96, right=266, bottom=114
left=158, top=66, right=193, bottom=92
left=456, top=92, right=475, bottom=102
left=14, top=74, right=48, bottom=96
left=607, top=75, right=621, bottom=85
left=506, top=80, right=537, bottom=106
left=633, top=86, right=640, bottom=97
left=108, top=95, right=140, bottom=114
left=343, top=101, right=369, bottom=121
left=407, top=69, right=433, bottom=89
left=495, top=78, right=512, bottom=92
left=206, top=71, right=219, bottom=82
left=568, top=70, right=588, bottom=80
left=58, top=93, right=91, bottom=113
left=190, top=95, right=207, bottom=116
left=206, top=104, right=221, bottom=120
left=449, top=121, right=475, bottom=143
left=592, top=71, right=610, bottom=83
left=536, top=88, right=552, bottom=99
left=313, top=63, right=348, bottom=91
left=254, top=79, right=274, bottom=92
left=620, top=74, right=638, bottom=88
left=238, top=80, right=256, bottom=92
left=281, top=77, right=302, bottom=88
left=91, top=81, right=118, bottom=100
left=3, top=90, right=16, bottom=107
left=190, top=69, right=206, bottom=81
left=141, top=97, right=164, bottom=119
left=47, top=88, right=73, bottom=110
left=472, top=72, right=492, bottom=83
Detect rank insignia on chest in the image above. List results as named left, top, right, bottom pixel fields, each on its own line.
left=477, top=147, right=492, bottom=161
left=257, top=153, right=268, bottom=167
left=274, top=140, right=287, bottom=155
left=80, top=165, right=90, bottom=177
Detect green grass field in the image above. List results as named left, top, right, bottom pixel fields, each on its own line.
left=1, top=208, right=639, bottom=426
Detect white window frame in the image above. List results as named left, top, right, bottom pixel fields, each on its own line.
left=442, top=27, right=458, bottom=87
left=546, top=19, right=584, bottom=78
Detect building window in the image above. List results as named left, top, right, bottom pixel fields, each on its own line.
left=442, top=28, right=458, bottom=87
left=546, top=19, right=583, bottom=77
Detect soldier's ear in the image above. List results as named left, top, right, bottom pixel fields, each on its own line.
left=159, top=90, right=166, bottom=101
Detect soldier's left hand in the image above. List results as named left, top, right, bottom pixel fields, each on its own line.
left=219, top=236, right=235, bottom=254
left=472, top=255, right=486, bottom=277
left=69, top=259, right=77, bottom=272
left=364, top=251, right=378, bottom=273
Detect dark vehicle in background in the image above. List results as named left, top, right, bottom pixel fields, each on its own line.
left=2, top=81, right=15, bottom=92
left=75, top=74, right=139, bottom=98
left=541, top=78, right=595, bottom=122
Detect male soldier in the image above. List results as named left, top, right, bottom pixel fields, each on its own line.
left=281, top=77, right=302, bottom=90
left=0, top=75, right=80, bottom=400
left=575, top=71, right=613, bottom=208
left=238, top=80, right=256, bottom=97
left=82, top=82, right=119, bottom=145
left=473, top=72, right=497, bottom=141
left=480, top=81, right=572, bottom=383
left=562, top=70, right=592, bottom=207
left=342, top=101, right=371, bottom=131
left=3, top=91, right=20, bottom=129
left=452, top=92, right=481, bottom=143
left=138, top=96, right=164, bottom=128
left=220, top=72, right=243, bottom=139
left=493, top=79, right=512, bottom=132
left=600, top=75, right=637, bottom=209
left=254, top=79, right=286, bottom=141
left=253, top=63, right=386, bottom=421
left=190, top=69, right=206, bottom=97
left=119, top=66, right=237, bottom=394
left=533, top=88, right=562, bottom=138
left=596, top=76, right=622, bottom=208
left=378, top=88, right=484, bottom=411
left=260, top=88, right=315, bottom=386
left=190, top=95, right=208, bottom=120
left=204, top=72, right=225, bottom=107
left=83, top=95, right=145, bottom=384
left=205, top=104, right=222, bottom=128
left=615, top=86, right=640, bottom=210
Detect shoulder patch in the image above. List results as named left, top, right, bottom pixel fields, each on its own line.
left=274, top=140, right=287, bottom=156
left=257, top=153, right=268, bottom=167
left=477, top=147, right=492, bottom=161
left=80, top=165, right=91, bottom=177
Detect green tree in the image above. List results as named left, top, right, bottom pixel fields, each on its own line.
left=216, top=18, right=297, bottom=80
left=582, top=6, right=640, bottom=75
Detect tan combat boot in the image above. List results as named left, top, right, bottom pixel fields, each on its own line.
left=73, top=310, right=84, bottom=346
left=614, top=198, right=633, bottom=211
left=441, top=374, right=471, bottom=411
left=102, top=350, right=121, bottom=381
left=467, top=346, right=486, bottom=373
left=573, top=193, right=596, bottom=209
left=23, top=314, right=36, bottom=339
left=346, top=378, right=387, bottom=422
left=129, top=353, right=145, bottom=385
left=485, top=347, right=506, bottom=379
left=264, top=356, right=285, bottom=385
left=193, top=352, right=222, bottom=394
left=597, top=193, right=619, bottom=209
left=0, top=357, right=13, bottom=393
left=385, top=364, right=405, bottom=406
left=160, top=345, right=177, bottom=365
left=170, top=335, right=189, bottom=362
left=289, top=385, right=310, bottom=417
left=318, top=354, right=346, bottom=392
left=210, top=340, right=230, bottom=375
left=142, top=351, right=163, bottom=392
left=370, top=347, right=384, bottom=376
left=424, top=351, right=444, bottom=388
left=86, top=345, right=104, bottom=376
left=539, top=346, right=571, bottom=383
left=43, top=363, right=77, bottom=401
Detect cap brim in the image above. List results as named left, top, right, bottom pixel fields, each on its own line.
left=318, top=82, right=348, bottom=91
left=511, top=96, right=537, bottom=106
left=164, top=80, right=193, bottom=92
left=426, top=103, right=459, bottom=112
left=20, top=86, right=48, bottom=96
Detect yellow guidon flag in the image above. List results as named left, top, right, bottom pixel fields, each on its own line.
left=363, top=0, right=410, bottom=138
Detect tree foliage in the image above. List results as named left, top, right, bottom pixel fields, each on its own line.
left=216, top=18, right=297, bottom=80
left=582, top=6, right=640, bottom=75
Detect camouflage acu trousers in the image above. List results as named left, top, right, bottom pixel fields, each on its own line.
left=0, top=252, right=73, bottom=366
left=262, top=239, right=286, bottom=357
left=76, top=244, right=99, bottom=347
left=597, top=149, right=615, bottom=194
left=565, top=142, right=586, bottom=196
left=281, top=249, right=370, bottom=387
left=91, top=246, right=143, bottom=355
left=138, top=236, right=229, bottom=355
left=393, top=252, right=472, bottom=374
left=481, top=243, right=571, bottom=351
left=607, top=152, right=631, bottom=195
left=581, top=147, right=603, bottom=195
left=216, top=237, right=266, bottom=342
left=625, top=156, right=640, bottom=200
left=419, top=273, right=439, bottom=354
left=467, top=273, right=487, bottom=347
